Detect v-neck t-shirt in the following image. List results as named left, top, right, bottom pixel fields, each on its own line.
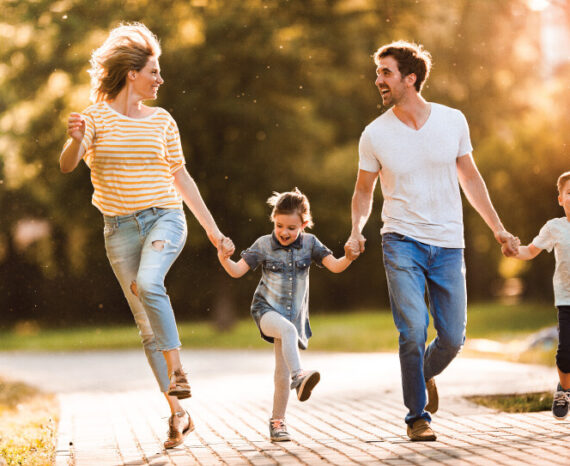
left=358, top=103, right=473, bottom=248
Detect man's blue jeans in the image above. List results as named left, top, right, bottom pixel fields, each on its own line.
left=382, top=232, right=466, bottom=425
left=104, top=207, right=187, bottom=392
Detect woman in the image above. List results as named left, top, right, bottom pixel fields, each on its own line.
left=60, top=22, right=234, bottom=449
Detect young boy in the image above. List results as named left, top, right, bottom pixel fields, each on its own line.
left=513, top=171, right=570, bottom=419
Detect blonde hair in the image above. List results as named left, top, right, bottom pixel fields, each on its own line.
left=88, top=22, right=161, bottom=103
left=267, top=188, right=314, bottom=228
left=558, top=171, right=570, bottom=194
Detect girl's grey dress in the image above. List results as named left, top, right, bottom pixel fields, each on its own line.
left=241, top=232, right=332, bottom=349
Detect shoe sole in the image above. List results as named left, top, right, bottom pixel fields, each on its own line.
left=409, top=434, right=437, bottom=442
left=168, top=389, right=192, bottom=399
left=553, top=413, right=568, bottom=420
left=297, top=371, right=320, bottom=402
left=270, top=436, right=291, bottom=442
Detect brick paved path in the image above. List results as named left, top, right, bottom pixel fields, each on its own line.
left=0, top=350, right=567, bottom=465
left=55, top=387, right=569, bottom=465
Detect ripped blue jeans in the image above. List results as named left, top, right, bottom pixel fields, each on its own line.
left=104, top=207, right=187, bottom=392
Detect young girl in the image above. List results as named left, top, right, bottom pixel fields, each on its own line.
left=217, top=188, right=354, bottom=441
left=60, top=23, right=233, bottom=449
left=512, top=171, right=570, bottom=420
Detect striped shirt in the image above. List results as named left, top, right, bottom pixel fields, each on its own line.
left=67, top=101, right=185, bottom=216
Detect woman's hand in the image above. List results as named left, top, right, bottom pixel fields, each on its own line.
left=219, top=236, right=235, bottom=258
left=67, top=112, right=86, bottom=142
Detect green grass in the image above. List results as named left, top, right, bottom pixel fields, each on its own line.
left=464, top=302, right=557, bottom=340
left=0, top=301, right=557, bottom=353
left=467, top=392, right=553, bottom=413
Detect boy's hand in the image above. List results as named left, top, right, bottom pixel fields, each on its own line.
left=501, top=235, right=520, bottom=257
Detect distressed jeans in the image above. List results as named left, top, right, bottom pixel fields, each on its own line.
left=382, top=232, right=467, bottom=425
left=104, top=207, right=187, bottom=392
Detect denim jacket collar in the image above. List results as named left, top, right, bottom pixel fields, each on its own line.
left=270, top=232, right=303, bottom=250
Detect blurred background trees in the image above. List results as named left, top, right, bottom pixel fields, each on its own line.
left=1, top=0, right=568, bottom=328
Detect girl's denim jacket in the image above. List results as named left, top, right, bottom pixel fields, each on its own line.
left=241, top=232, right=332, bottom=349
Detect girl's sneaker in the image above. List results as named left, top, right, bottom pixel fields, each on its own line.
left=269, top=418, right=291, bottom=442
left=168, top=368, right=192, bottom=399
left=552, top=387, right=570, bottom=420
left=290, top=370, right=320, bottom=401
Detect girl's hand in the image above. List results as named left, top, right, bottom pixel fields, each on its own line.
left=220, top=236, right=235, bottom=258
left=67, top=113, right=85, bottom=142
left=344, top=238, right=361, bottom=261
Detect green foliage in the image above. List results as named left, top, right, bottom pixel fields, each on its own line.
left=1, top=0, right=568, bottom=326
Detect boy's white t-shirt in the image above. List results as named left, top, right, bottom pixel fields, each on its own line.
left=359, top=103, right=473, bottom=248
left=532, top=217, right=570, bottom=306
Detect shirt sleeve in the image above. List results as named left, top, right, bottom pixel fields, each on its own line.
left=457, top=110, right=474, bottom=157
left=358, top=129, right=381, bottom=173
left=532, top=222, right=555, bottom=252
left=240, top=237, right=265, bottom=271
left=165, top=117, right=186, bottom=174
left=310, top=235, right=333, bottom=267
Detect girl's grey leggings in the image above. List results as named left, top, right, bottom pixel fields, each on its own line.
left=259, top=311, right=303, bottom=419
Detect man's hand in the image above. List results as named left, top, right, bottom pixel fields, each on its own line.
left=495, top=230, right=519, bottom=257
left=344, top=239, right=360, bottom=261
left=344, top=233, right=366, bottom=261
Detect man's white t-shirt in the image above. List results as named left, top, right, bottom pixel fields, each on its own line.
left=532, top=217, right=570, bottom=306
left=359, top=103, right=473, bottom=248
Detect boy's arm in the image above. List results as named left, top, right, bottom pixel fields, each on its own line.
left=515, top=244, right=542, bottom=261
left=217, top=253, right=251, bottom=278
left=321, top=254, right=353, bottom=274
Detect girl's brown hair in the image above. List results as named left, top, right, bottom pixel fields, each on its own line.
left=88, top=22, right=161, bottom=103
left=267, top=188, right=314, bottom=228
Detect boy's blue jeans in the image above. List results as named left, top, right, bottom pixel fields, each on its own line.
left=382, top=232, right=467, bottom=425
left=104, top=207, right=187, bottom=392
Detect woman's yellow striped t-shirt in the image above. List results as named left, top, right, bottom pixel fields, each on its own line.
left=72, top=101, right=185, bottom=216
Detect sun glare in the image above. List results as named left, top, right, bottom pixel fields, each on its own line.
left=528, top=0, right=550, bottom=11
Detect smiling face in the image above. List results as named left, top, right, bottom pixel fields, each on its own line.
left=559, top=179, right=570, bottom=220
left=375, top=55, right=417, bottom=107
left=273, top=212, right=307, bottom=246
left=131, top=56, right=163, bottom=100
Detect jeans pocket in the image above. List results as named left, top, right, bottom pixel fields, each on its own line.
left=382, top=232, right=406, bottom=244
left=103, top=222, right=117, bottom=238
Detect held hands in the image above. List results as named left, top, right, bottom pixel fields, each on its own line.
left=67, top=113, right=86, bottom=142
left=495, top=230, right=520, bottom=257
left=217, top=236, right=235, bottom=259
left=344, top=234, right=366, bottom=261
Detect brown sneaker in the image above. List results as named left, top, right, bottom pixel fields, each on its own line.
left=164, top=410, right=194, bottom=449
left=168, top=368, right=191, bottom=399
left=407, top=419, right=437, bottom=441
left=425, top=378, right=439, bottom=414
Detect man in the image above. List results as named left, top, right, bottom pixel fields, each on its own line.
left=345, top=41, right=517, bottom=441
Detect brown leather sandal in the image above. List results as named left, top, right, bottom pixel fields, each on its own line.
left=164, top=410, right=194, bottom=449
left=167, top=368, right=191, bottom=399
